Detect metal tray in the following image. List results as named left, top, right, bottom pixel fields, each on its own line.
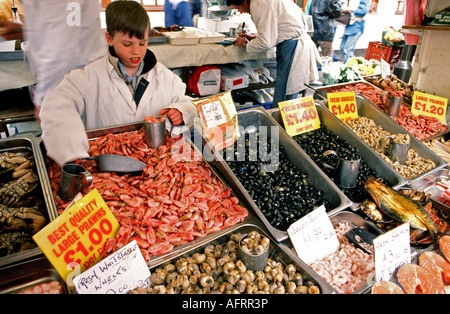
left=0, top=134, right=57, bottom=267
left=148, top=36, right=168, bottom=45
left=269, top=105, right=406, bottom=208
left=37, top=122, right=254, bottom=264
left=196, top=107, right=351, bottom=242
left=0, top=256, right=67, bottom=294
left=320, top=95, right=447, bottom=185
left=304, top=210, right=383, bottom=294
left=145, top=221, right=336, bottom=294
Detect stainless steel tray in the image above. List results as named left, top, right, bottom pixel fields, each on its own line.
left=145, top=221, right=336, bottom=294
left=313, top=80, right=450, bottom=141
left=37, top=122, right=254, bottom=263
left=320, top=95, right=447, bottom=185
left=0, top=256, right=67, bottom=294
left=269, top=106, right=406, bottom=208
left=196, top=107, right=351, bottom=242
left=0, top=134, right=57, bottom=268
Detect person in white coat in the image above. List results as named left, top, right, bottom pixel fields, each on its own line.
left=39, top=0, right=196, bottom=167
left=0, top=0, right=106, bottom=108
left=228, top=0, right=320, bottom=108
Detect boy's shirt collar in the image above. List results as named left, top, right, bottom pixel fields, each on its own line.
left=117, top=60, right=144, bottom=90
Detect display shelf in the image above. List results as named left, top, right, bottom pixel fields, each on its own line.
left=401, top=25, right=450, bottom=35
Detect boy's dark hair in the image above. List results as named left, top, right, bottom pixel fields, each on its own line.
left=226, top=0, right=246, bottom=6
left=106, top=0, right=150, bottom=40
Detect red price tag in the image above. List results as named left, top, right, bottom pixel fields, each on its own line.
left=327, top=92, right=358, bottom=121
left=278, top=96, right=321, bottom=136
left=411, top=91, right=448, bottom=124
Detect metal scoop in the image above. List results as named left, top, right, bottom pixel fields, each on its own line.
left=84, top=154, right=146, bottom=173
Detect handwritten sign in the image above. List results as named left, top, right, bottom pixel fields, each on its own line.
left=33, top=189, right=120, bottom=284
left=373, top=223, right=411, bottom=282
left=411, top=91, right=448, bottom=124
left=327, top=91, right=358, bottom=121
left=380, top=59, right=390, bottom=79
left=278, top=96, right=321, bottom=136
left=73, top=240, right=151, bottom=294
left=287, top=205, right=339, bottom=265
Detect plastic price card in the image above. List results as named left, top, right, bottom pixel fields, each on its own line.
left=287, top=205, right=339, bottom=265
left=33, top=189, right=120, bottom=284
left=73, top=240, right=151, bottom=294
left=411, top=91, right=448, bottom=124
left=327, top=91, right=358, bottom=121
left=373, top=223, right=411, bottom=282
left=278, top=96, right=321, bottom=136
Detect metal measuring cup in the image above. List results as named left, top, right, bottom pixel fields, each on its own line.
left=380, top=136, right=410, bottom=164
left=380, top=92, right=403, bottom=117
left=144, top=117, right=166, bottom=149
left=58, top=164, right=93, bottom=201
left=238, top=234, right=269, bottom=272
left=323, top=150, right=361, bottom=189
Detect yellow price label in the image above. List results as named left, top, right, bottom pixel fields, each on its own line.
left=327, top=92, right=358, bottom=121
left=33, top=189, right=120, bottom=283
left=411, top=91, right=448, bottom=124
left=278, top=96, right=321, bottom=136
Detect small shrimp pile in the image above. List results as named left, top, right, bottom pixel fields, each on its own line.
left=309, top=222, right=374, bottom=294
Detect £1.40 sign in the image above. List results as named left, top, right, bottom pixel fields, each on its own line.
left=327, top=92, right=358, bottom=121
left=411, top=91, right=448, bottom=124
left=278, top=96, right=321, bottom=136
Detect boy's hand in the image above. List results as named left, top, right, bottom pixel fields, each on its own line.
left=0, top=21, right=23, bottom=40
left=160, top=108, right=183, bottom=125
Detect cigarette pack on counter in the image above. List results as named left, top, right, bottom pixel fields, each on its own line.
left=219, top=66, right=249, bottom=91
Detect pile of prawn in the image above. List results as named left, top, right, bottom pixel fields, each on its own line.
left=309, top=222, right=374, bottom=294
left=47, top=127, right=248, bottom=262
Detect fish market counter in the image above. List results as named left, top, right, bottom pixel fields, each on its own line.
left=148, top=43, right=275, bottom=69
left=0, top=44, right=275, bottom=92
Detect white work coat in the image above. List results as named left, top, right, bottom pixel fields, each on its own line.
left=22, top=0, right=106, bottom=106
left=246, top=0, right=319, bottom=94
left=40, top=49, right=197, bottom=167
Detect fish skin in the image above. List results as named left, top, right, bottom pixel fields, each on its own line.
left=365, top=178, right=437, bottom=234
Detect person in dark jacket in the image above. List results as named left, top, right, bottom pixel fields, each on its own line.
left=310, top=0, right=341, bottom=58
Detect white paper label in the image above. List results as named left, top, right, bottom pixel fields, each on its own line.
left=373, top=223, right=411, bottom=282
left=287, top=205, right=340, bottom=265
left=202, top=100, right=227, bottom=128
left=73, top=240, right=151, bottom=294
left=380, top=58, right=390, bottom=79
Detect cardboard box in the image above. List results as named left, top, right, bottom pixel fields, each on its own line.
left=220, top=67, right=249, bottom=91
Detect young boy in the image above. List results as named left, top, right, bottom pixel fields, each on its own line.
left=39, top=1, right=196, bottom=166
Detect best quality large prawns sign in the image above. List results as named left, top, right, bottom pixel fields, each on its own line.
left=33, top=189, right=120, bottom=285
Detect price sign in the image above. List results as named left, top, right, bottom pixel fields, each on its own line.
left=73, top=240, right=151, bottom=294
left=287, top=205, right=339, bottom=265
left=327, top=91, right=358, bottom=121
left=380, top=59, right=390, bottom=79
left=411, top=91, right=448, bottom=124
left=373, top=223, right=411, bottom=282
left=278, top=96, right=321, bottom=136
left=33, top=189, right=120, bottom=284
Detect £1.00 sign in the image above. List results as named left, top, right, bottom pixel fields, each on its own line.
left=33, top=189, right=120, bottom=284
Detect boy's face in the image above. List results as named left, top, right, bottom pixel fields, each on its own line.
left=105, top=30, right=149, bottom=76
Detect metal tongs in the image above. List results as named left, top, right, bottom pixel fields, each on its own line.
left=345, top=227, right=377, bottom=255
